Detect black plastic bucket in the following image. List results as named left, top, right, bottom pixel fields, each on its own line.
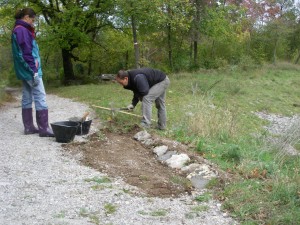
left=76, top=120, right=92, bottom=135
left=51, top=121, right=79, bottom=143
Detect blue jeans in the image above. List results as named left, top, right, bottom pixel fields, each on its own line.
left=22, top=77, right=48, bottom=110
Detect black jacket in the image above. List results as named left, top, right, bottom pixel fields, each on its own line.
left=124, top=68, right=166, bottom=106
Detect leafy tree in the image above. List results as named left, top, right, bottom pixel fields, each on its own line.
left=199, top=4, right=245, bottom=68
left=28, top=0, right=115, bottom=84
left=114, top=0, right=165, bottom=69
left=0, top=1, right=24, bottom=83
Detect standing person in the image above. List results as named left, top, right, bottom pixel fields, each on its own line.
left=11, top=8, right=54, bottom=137
left=116, top=68, right=170, bottom=130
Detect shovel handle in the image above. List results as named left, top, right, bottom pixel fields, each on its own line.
left=81, top=112, right=90, bottom=122
left=92, top=105, right=156, bottom=121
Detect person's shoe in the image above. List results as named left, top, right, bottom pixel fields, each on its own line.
left=140, top=122, right=150, bottom=129
left=36, top=109, right=55, bottom=137
left=156, top=126, right=166, bottom=130
left=22, top=108, right=39, bottom=135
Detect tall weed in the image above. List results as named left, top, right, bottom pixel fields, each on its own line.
left=186, top=96, right=239, bottom=139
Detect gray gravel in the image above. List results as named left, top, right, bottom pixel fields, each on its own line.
left=256, top=111, right=300, bottom=156
left=0, top=92, right=238, bottom=225
left=255, top=111, right=300, bottom=135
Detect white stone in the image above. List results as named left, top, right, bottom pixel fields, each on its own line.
left=181, top=163, right=202, bottom=173
left=165, top=154, right=190, bottom=169
left=133, top=130, right=151, bottom=141
left=142, top=138, right=154, bottom=146
left=153, top=145, right=168, bottom=156
left=187, top=164, right=217, bottom=179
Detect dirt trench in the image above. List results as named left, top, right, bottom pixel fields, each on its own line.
left=63, top=127, right=210, bottom=198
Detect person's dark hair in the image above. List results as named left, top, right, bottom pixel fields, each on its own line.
left=15, top=8, right=36, bottom=20
left=116, top=70, right=128, bottom=79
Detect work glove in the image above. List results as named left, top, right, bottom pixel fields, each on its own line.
left=32, top=73, right=40, bottom=87
left=126, top=104, right=134, bottom=110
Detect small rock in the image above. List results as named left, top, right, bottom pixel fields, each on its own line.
left=181, top=163, right=202, bottom=173
left=153, top=145, right=168, bottom=156
left=141, top=138, right=154, bottom=146
left=133, top=131, right=151, bottom=141
left=157, top=151, right=177, bottom=162
left=165, top=154, right=190, bottom=169
left=187, top=164, right=217, bottom=179
left=189, top=175, right=209, bottom=189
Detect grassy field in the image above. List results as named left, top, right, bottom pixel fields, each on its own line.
left=14, top=63, right=300, bottom=224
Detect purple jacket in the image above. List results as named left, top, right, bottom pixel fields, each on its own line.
left=12, top=20, right=42, bottom=80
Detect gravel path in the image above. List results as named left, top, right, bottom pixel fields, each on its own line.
left=256, top=111, right=300, bottom=156
left=0, top=92, right=237, bottom=225
left=255, top=111, right=300, bottom=135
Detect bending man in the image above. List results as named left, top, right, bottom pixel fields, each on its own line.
left=116, top=68, right=170, bottom=130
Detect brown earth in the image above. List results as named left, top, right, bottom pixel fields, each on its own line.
left=62, top=125, right=222, bottom=198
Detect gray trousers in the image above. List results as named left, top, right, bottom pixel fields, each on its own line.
left=141, top=76, right=170, bottom=129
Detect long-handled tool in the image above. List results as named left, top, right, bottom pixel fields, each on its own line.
left=81, top=111, right=90, bottom=122
left=91, top=105, right=156, bottom=121
left=68, top=111, right=90, bottom=123
left=92, top=105, right=142, bottom=118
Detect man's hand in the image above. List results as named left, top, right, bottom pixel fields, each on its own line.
left=33, top=73, right=40, bottom=87
left=126, top=104, right=134, bottom=110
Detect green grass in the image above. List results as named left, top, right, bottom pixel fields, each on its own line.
left=137, top=209, right=168, bottom=217
left=195, top=192, right=213, bottom=202
left=84, top=176, right=111, bottom=184
left=48, top=63, right=300, bottom=224
left=149, top=209, right=168, bottom=217
left=104, top=203, right=117, bottom=215
left=79, top=208, right=101, bottom=224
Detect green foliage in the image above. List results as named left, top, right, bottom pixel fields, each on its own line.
left=237, top=55, right=261, bottom=71
left=195, top=192, right=212, bottom=202
left=104, top=203, right=117, bottom=215
left=220, top=144, right=242, bottom=164
left=0, top=0, right=298, bottom=84
left=79, top=208, right=101, bottom=224
left=84, top=176, right=111, bottom=184
left=150, top=209, right=168, bottom=217
left=195, top=138, right=206, bottom=154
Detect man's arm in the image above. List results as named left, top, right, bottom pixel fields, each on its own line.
left=131, top=92, right=139, bottom=107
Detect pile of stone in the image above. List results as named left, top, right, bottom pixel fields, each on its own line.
left=133, top=130, right=218, bottom=189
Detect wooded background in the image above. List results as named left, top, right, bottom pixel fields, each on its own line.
left=1, top=0, right=300, bottom=84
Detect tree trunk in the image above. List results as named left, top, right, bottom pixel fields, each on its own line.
left=194, top=40, right=198, bottom=65
left=190, top=41, right=193, bottom=65
left=131, top=14, right=140, bottom=69
left=167, top=22, right=173, bottom=70
left=61, top=48, right=75, bottom=85
left=273, top=41, right=277, bottom=65
left=295, top=50, right=300, bottom=64
left=167, top=4, right=173, bottom=71
left=87, top=58, right=92, bottom=76
left=193, top=0, right=201, bottom=66
left=125, top=50, right=129, bottom=69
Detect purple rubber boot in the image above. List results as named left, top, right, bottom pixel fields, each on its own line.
left=36, top=109, right=55, bottom=137
left=22, top=108, right=39, bottom=135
